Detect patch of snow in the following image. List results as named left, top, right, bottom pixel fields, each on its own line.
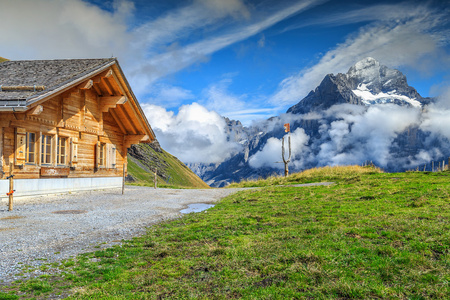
left=356, top=83, right=370, bottom=91
left=352, top=89, right=422, bottom=108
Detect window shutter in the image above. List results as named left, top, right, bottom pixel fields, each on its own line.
left=52, top=134, right=57, bottom=167
left=111, top=144, right=116, bottom=168
left=37, top=132, right=42, bottom=165
left=107, top=143, right=116, bottom=168
left=70, top=137, right=78, bottom=167
left=15, top=128, right=26, bottom=165
left=95, top=141, right=100, bottom=169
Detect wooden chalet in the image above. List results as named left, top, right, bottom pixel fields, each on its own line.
left=0, top=58, right=155, bottom=197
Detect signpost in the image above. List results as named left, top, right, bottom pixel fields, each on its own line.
left=8, top=162, right=14, bottom=211
left=282, top=123, right=291, bottom=177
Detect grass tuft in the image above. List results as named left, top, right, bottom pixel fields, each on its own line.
left=229, top=165, right=383, bottom=187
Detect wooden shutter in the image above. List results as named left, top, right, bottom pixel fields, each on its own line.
left=111, top=144, right=116, bottom=168
left=70, top=137, right=78, bottom=167
left=106, top=143, right=116, bottom=168
left=52, top=134, right=57, bottom=167
left=15, top=127, right=26, bottom=165
left=95, top=142, right=100, bottom=169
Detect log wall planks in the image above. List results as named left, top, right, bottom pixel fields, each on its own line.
left=0, top=81, right=127, bottom=180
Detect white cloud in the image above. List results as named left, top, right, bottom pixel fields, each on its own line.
left=257, top=34, right=266, bottom=48
left=130, top=0, right=326, bottom=88
left=271, top=3, right=449, bottom=106
left=142, top=103, right=241, bottom=164
left=146, top=84, right=195, bottom=109
left=201, top=78, right=247, bottom=112
left=249, top=128, right=310, bottom=169
left=199, top=77, right=278, bottom=125
left=0, top=0, right=132, bottom=59
left=421, top=107, right=450, bottom=141
left=316, top=104, right=422, bottom=167
left=132, top=0, right=250, bottom=54
left=283, top=3, right=427, bottom=31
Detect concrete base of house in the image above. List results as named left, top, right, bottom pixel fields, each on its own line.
left=0, top=177, right=122, bottom=201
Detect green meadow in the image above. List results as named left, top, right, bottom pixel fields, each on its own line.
left=1, top=166, right=450, bottom=299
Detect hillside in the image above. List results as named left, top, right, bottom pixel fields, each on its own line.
left=0, top=57, right=8, bottom=63
left=3, top=166, right=450, bottom=299
left=127, top=141, right=209, bottom=188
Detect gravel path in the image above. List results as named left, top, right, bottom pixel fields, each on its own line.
left=0, top=182, right=333, bottom=283
left=0, top=186, right=243, bottom=282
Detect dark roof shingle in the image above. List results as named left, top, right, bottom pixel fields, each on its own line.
left=0, top=58, right=116, bottom=105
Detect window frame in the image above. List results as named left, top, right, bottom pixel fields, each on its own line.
left=41, top=134, right=52, bottom=165
left=57, top=136, right=68, bottom=166
left=25, top=132, right=37, bottom=164
left=98, top=142, right=106, bottom=168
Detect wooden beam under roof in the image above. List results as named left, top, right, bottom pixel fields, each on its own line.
left=110, top=70, right=148, bottom=136
left=116, top=104, right=138, bottom=135
left=101, top=77, right=114, bottom=96
left=92, top=82, right=102, bottom=96
left=124, top=134, right=148, bottom=149
left=79, top=79, right=93, bottom=90
left=109, top=109, right=127, bottom=134
left=100, top=96, right=127, bottom=113
left=26, top=105, right=43, bottom=116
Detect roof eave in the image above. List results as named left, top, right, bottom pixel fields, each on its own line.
left=0, top=106, right=28, bottom=112
left=111, top=62, right=156, bottom=142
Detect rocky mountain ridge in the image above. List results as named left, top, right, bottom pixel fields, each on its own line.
left=287, top=57, right=431, bottom=114
left=189, top=57, right=447, bottom=187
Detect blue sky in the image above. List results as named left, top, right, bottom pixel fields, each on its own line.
left=1, top=0, right=449, bottom=163
left=1, top=0, right=449, bottom=125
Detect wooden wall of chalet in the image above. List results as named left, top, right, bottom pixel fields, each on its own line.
left=0, top=86, right=126, bottom=180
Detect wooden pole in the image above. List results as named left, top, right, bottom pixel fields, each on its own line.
left=8, top=162, right=13, bottom=211
left=154, top=168, right=157, bottom=189
left=282, top=135, right=291, bottom=177
left=122, top=163, right=125, bottom=195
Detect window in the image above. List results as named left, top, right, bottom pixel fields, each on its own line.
left=41, top=134, right=52, bottom=164
left=26, top=132, right=36, bottom=163
left=96, top=142, right=116, bottom=169
left=57, top=137, right=67, bottom=165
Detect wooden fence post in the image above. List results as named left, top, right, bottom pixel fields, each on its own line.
left=282, top=135, right=291, bottom=177
left=8, top=162, right=13, bottom=211
left=122, top=163, right=126, bottom=195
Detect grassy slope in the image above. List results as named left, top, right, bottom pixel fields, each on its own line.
left=2, top=166, right=450, bottom=299
left=127, top=143, right=209, bottom=189
left=0, top=57, right=8, bottom=63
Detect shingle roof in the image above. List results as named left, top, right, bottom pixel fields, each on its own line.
left=0, top=58, right=116, bottom=108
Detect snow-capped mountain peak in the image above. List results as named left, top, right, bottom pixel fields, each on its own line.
left=347, top=57, right=424, bottom=108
